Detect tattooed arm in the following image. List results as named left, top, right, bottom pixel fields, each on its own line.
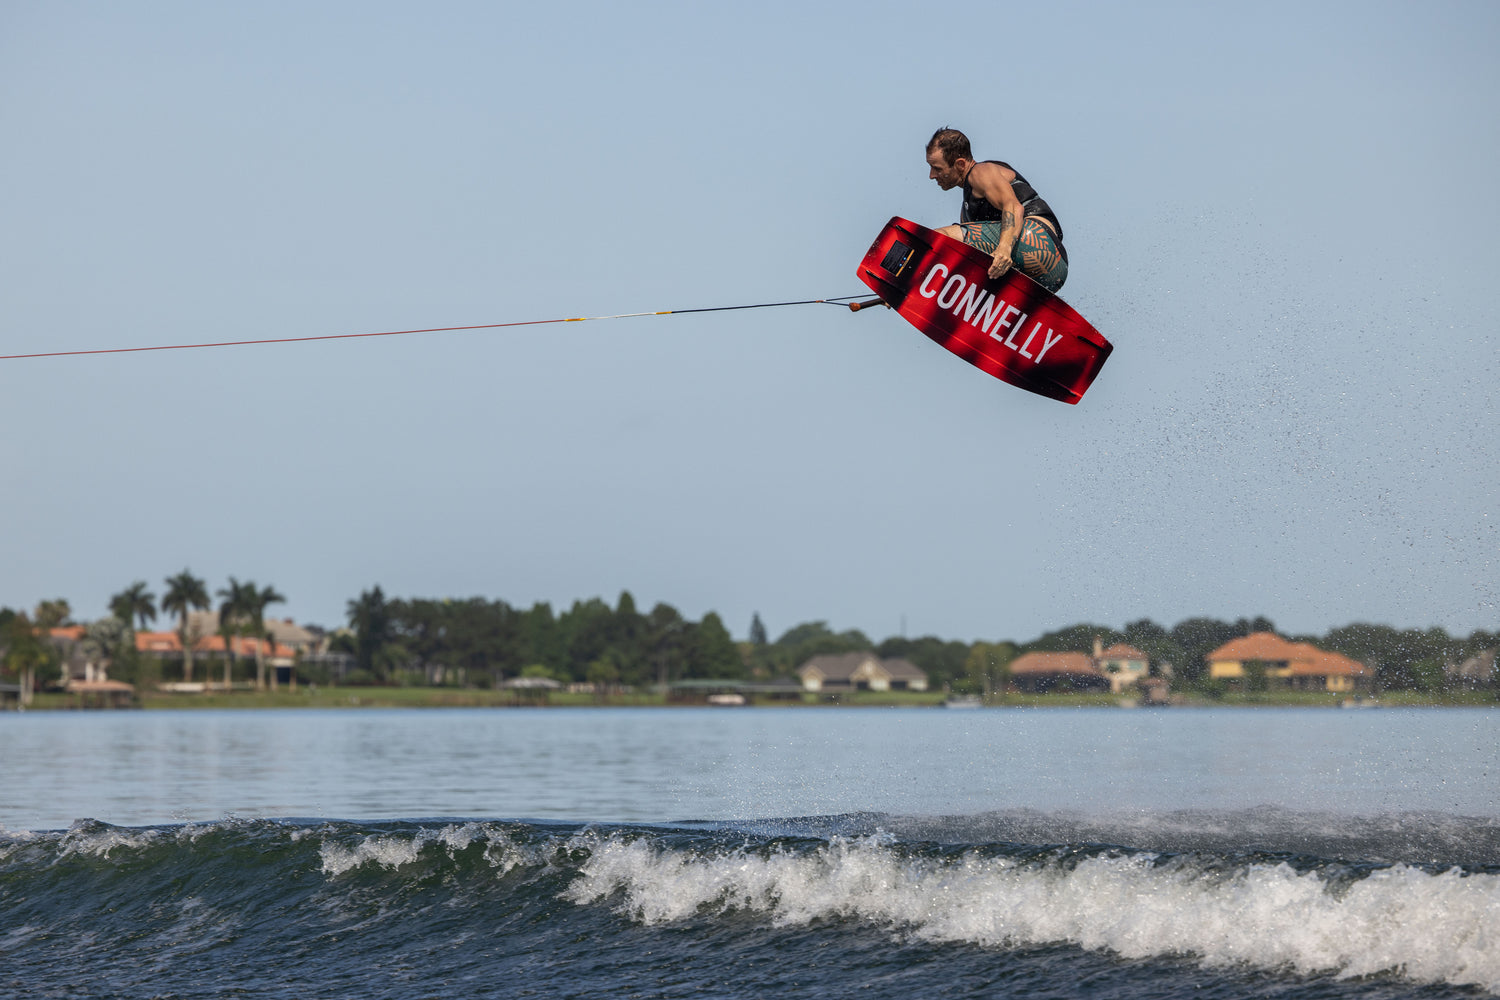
left=966, top=161, right=1026, bottom=279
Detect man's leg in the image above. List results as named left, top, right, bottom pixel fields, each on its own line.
left=941, top=219, right=1068, bottom=292
left=946, top=222, right=1002, bottom=254
left=1015, top=218, right=1067, bottom=292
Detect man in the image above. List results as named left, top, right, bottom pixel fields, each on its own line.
left=925, top=127, right=1068, bottom=292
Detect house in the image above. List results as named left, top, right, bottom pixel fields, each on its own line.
left=1007, top=651, right=1110, bottom=693
left=136, top=628, right=299, bottom=690
left=1206, top=632, right=1369, bottom=692
left=135, top=631, right=183, bottom=655
left=1094, top=640, right=1150, bottom=694
left=136, top=630, right=294, bottom=661
left=1447, top=649, right=1496, bottom=689
left=797, top=652, right=929, bottom=693
left=49, top=626, right=112, bottom=686
left=43, top=626, right=136, bottom=706
left=264, top=618, right=320, bottom=657
left=195, top=634, right=297, bottom=660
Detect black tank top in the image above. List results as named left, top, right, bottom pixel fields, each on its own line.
left=960, top=160, right=1065, bottom=247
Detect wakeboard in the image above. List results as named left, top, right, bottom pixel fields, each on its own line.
left=855, top=217, right=1111, bottom=404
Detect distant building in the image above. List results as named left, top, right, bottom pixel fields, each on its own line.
left=46, top=626, right=135, bottom=706
left=1205, top=632, right=1368, bottom=693
left=49, top=626, right=112, bottom=686
left=136, top=619, right=303, bottom=689
left=135, top=631, right=183, bottom=655
left=1447, top=649, right=1496, bottom=689
left=797, top=652, right=928, bottom=693
left=1094, top=640, right=1150, bottom=694
left=1007, top=651, right=1110, bottom=693
left=263, top=618, right=320, bottom=656
left=135, top=630, right=295, bottom=663
left=186, top=611, right=317, bottom=655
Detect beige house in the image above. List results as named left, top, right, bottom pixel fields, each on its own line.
left=798, top=652, right=928, bottom=693
left=263, top=618, right=320, bottom=657
left=185, top=611, right=316, bottom=655
left=1094, top=640, right=1150, bottom=694
left=1206, top=632, right=1368, bottom=692
left=1447, top=649, right=1495, bottom=689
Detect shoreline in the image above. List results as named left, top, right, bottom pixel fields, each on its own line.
left=9, top=687, right=1496, bottom=712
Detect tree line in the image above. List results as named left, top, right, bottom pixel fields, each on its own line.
left=3, top=576, right=1497, bottom=695
left=336, top=587, right=740, bottom=688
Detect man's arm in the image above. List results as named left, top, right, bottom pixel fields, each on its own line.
left=967, top=162, right=1025, bottom=279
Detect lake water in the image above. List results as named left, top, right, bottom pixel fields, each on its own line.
left=2, top=706, right=1498, bottom=998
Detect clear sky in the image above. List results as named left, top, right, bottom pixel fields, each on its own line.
left=2, top=1, right=1497, bottom=643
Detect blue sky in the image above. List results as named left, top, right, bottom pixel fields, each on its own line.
left=2, top=1, right=1496, bottom=643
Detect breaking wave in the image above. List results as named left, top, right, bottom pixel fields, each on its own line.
left=3, top=811, right=1497, bottom=998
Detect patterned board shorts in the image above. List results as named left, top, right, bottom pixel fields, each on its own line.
left=958, top=217, right=1068, bottom=292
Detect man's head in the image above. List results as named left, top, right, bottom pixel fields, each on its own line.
left=926, top=127, right=973, bottom=191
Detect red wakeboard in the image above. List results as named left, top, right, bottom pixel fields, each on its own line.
left=855, top=217, right=1111, bottom=404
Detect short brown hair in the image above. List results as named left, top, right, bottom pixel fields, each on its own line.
left=926, top=127, right=972, bottom=164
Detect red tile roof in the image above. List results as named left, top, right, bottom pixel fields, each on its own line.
left=133, top=631, right=293, bottom=658
left=1207, top=632, right=1367, bottom=677
left=1010, top=651, right=1104, bottom=677
left=135, top=631, right=183, bottom=653
left=1209, top=632, right=1302, bottom=662
left=1294, top=647, right=1369, bottom=678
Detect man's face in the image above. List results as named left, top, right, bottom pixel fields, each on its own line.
left=927, top=149, right=967, bottom=190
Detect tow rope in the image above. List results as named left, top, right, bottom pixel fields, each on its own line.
left=1, top=295, right=887, bottom=361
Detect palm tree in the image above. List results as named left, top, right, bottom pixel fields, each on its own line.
left=347, top=586, right=391, bottom=678
left=216, top=578, right=253, bottom=692
left=109, top=581, right=157, bottom=632
left=161, top=571, right=210, bottom=683
left=241, top=582, right=286, bottom=690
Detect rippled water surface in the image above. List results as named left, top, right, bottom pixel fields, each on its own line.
left=2, top=706, right=1495, bottom=830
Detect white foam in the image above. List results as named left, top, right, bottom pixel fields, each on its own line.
left=0, top=827, right=38, bottom=864
left=55, top=822, right=164, bottom=860
left=563, top=833, right=1500, bottom=992
left=317, top=822, right=531, bottom=877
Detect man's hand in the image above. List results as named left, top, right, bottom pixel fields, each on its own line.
left=988, top=253, right=1013, bottom=280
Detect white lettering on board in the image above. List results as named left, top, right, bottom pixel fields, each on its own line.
left=1018, top=320, right=1041, bottom=358
left=975, top=294, right=1005, bottom=333
left=1004, top=312, right=1028, bottom=350
left=954, top=284, right=989, bottom=324
left=1036, top=329, right=1063, bottom=362
left=913, top=264, right=1063, bottom=368
left=991, top=305, right=1021, bottom=341
left=918, top=264, right=948, bottom=298
left=935, top=274, right=966, bottom=310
